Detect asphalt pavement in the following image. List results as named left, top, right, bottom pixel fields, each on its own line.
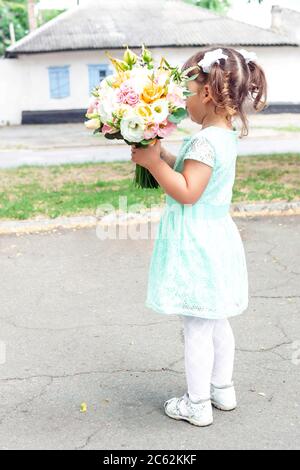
left=0, top=214, right=299, bottom=450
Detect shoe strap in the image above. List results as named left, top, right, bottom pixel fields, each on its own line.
left=211, top=382, right=234, bottom=390
left=176, top=395, right=187, bottom=416
left=187, top=392, right=211, bottom=404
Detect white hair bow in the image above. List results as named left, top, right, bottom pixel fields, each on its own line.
left=237, top=49, right=257, bottom=64
left=197, top=48, right=229, bottom=73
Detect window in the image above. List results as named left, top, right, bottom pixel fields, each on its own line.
left=88, top=64, right=110, bottom=93
left=48, top=66, right=70, bottom=99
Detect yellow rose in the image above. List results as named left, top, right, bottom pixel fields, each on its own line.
left=111, top=71, right=131, bottom=89
left=136, top=104, right=153, bottom=121
left=141, top=80, right=167, bottom=104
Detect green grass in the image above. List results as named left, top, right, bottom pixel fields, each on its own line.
left=0, top=154, right=299, bottom=220
left=276, top=126, right=300, bottom=133
left=233, top=153, right=300, bottom=203
left=251, top=125, right=300, bottom=133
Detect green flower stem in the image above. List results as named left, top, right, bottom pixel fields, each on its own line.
left=132, top=140, right=160, bottom=189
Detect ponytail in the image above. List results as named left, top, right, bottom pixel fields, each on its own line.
left=247, top=61, right=268, bottom=112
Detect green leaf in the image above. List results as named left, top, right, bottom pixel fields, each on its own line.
left=163, top=57, right=171, bottom=68
left=183, top=90, right=196, bottom=97
left=170, top=108, right=187, bottom=119
left=168, top=108, right=188, bottom=124
left=185, top=73, right=200, bottom=82
left=86, top=113, right=99, bottom=119
left=183, top=65, right=200, bottom=75
left=104, top=131, right=123, bottom=140
left=168, top=116, right=180, bottom=124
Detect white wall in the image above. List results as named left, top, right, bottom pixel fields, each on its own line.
left=0, top=46, right=299, bottom=126
left=0, top=58, right=24, bottom=125
left=256, top=46, right=300, bottom=104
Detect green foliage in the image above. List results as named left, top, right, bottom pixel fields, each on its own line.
left=168, top=108, right=188, bottom=124
left=184, top=0, right=263, bottom=14
left=0, top=0, right=28, bottom=56
left=0, top=1, right=65, bottom=57
left=184, top=0, right=231, bottom=13
left=37, top=9, right=66, bottom=27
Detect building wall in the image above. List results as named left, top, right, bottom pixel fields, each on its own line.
left=257, top=46, right=299, bottom=106
left=0, top=58, right=24, bottom=125
left=0, top=46, right=299, bottom=126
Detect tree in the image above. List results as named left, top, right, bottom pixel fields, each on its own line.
left=184, top=0, right=230, bottom=13
left=0, top=0, right=64, bottom=57
left=38, top=8, right=65, bottom=25
left=0, top=1, right=28, bottom=56
left=184, top=0, right=263, bottom=14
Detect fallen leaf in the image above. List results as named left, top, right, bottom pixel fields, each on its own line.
left=80, top=402, right=87, bottom=413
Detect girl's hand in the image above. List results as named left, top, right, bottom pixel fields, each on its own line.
left=131, top=139, right=162, bottom=171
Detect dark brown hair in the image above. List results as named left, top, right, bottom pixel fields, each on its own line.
left=182, top=46, right=268, bottom=138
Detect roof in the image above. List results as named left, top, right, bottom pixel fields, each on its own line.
left=5, top=0, right=297, bottom=57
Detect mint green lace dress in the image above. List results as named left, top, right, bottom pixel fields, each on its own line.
left=145, top=126, right=249, bottom=319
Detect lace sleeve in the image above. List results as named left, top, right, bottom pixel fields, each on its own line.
left=183, top=135, right=216, bottom=168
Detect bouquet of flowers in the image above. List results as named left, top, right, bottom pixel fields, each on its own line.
left=84, top=45, right=197, bottom=188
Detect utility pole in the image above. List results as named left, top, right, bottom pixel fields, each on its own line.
left=9, top=22, right=16, bottom=45
left=27, top=0, right=37, bottom=32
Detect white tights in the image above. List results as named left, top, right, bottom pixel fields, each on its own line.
left=183, top=316, right=235, bottom=402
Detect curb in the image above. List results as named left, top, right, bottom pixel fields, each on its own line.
left=0, top=201, right=299, bottom=235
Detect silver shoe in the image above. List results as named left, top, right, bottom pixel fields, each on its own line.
left=164, top=392, right=213, bottom=427
left=210, top=383, right=237, bottom=411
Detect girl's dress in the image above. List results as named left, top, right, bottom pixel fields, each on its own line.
left=145, top=126, right=249, bottom=320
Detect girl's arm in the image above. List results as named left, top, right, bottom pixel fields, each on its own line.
left=131, top=141, right=212, bottom=205
left=160, top=145, right=176, bottom=168
left=149, top=158, right=212, bottom=205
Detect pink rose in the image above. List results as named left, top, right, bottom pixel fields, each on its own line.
left=157, top=119, right=176, bottom=138
left=87, top=98, right=99, bottom=114
left=117, top=84, right=140, bottom=106
left=125, top=91, right=140, bottom=106
left=102, top=123, right=118, bottom=134
left=144, top=123, right=159, bottom=140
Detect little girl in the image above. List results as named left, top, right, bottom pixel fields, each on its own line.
left=131, top=47, right=267, bottom=427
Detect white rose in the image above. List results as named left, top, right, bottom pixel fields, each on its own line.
left=120, top=115, right=145, bottom=143
left=150, top=99, right=169, bottom=123
left=84, top=118, right=101, bottom=130
left=129, top=68, right=151, bottom=94
left=98, top=88, right=118, bottom=123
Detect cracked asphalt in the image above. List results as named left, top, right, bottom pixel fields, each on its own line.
left=0, top=215, right=299, bottom=450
